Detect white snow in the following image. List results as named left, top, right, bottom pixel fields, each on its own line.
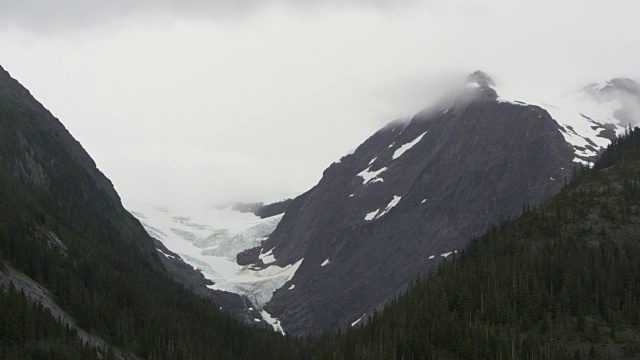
left=357, top=166, right=388, bottom=185
left=428, top=255, right=435, bottom=260
left=364, top=209, right=379, bottom=221
left=254, top=319, right=261, bottom=322
left=494, top=83, right=624, bottom=164
left=259, top=248, right=276, bottom=264
left=157, top=248, right=176, bottom=259
left=127, top=203, right=304, bottom=314
left=441, top=252, right=453, bottom=258
left=392, top=131, right=428, bottom=160
left=364, top=196, right=402, bottom=221
left=497, top=98, right=528, bottom=107
left=368, top=157, right=377, bottom=165
left=377, top=196, right=402, bottom=218
left=288, top=284, right=295, bottom=290
left=421, top=199, right=427, bottom=204
left=321, top=259, right=330, bottom=267
left=260, top=309, right=286, bottom=335
left=388, top=142, right=395, bottom=148
left=351, top=314, right=366, bottom=327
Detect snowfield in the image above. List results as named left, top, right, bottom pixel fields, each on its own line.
left=127, top=203, right=299, bottom=333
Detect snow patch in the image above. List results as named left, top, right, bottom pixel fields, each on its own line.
left=377, top=196, right=402, bottom=218
left=421, top=199, right=427, bottom=204
left=157, top=248, right=176, bottom=259
left=497, top=98, right=528, bottom=107
left=441, top=252, right=453, bottom=258
left=260, top=310, right=285, bottom=335
left=364, top=209, right=379, bottom=221
left=351, top=314, right=367, bottom=327
left=494, top=84, right=624, bottom=164
left=357, top=166, right=388, bottom=185
left=392, top=131, right=428, bottom=160
left=428, top=255, right=435, bottom=260
left=321, top=259, right=330, bottom=267
left=364, top=196, right=402, bottom=221
left=288, top=284, right=295, bottom=290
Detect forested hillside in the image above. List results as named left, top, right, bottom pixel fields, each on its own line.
left=0, top=66, right=304, bottom=359
left=309, top=127, right=640, bottom=360
left=2, top=57, right=640, bottom=359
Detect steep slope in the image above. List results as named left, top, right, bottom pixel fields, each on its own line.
left=0, top=65, right=303, bottom=359
left=311, top=127, right=640, bottom=360
left=241, top=72, right=632, bottom=335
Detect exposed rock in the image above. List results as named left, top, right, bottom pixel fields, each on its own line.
left=251, top=83, right=576, bottom=335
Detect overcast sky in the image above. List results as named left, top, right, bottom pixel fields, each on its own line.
left=1, top=0, right=639, bottom=208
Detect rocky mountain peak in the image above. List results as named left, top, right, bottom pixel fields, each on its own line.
left=467, top=70, right=496, bottom=87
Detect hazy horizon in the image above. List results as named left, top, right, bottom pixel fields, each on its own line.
left=1, top=0, right=639, bottom=208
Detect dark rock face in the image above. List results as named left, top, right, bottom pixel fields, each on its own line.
left=467, top=70, right=496, bottom=87
left=250, top=84, right=576, bottom=335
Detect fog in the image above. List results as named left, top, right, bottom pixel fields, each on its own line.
left=1, top=0, right=638, bottom=208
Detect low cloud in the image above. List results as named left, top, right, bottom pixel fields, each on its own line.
left=0, top=0, right=417, bottom=34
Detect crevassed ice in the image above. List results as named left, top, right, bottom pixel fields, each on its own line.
left=127, top=202, right=304, bottom=332
left=259, top=248, right=276, bottom=264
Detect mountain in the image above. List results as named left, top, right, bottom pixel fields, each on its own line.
left=129, top=71, right=636, bottom=336
left=236, top=72, right=634, bottom=335
left=0, top=65, right=303, bottom=359
left=311, top=126, right=640, bottom=359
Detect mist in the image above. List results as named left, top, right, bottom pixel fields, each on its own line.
left=1, top=0, right=638, bottom=208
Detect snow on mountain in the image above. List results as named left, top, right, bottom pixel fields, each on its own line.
left=364, top=195, right=402, bottom=221
left=357, top=165, right=388, bottom=185
left=467, top=73, right=631, bottom=166
left=127, top=203, right=299, bottom=332
left=391, top=131, right=428, bottom=160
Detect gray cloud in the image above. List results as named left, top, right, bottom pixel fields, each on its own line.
left=1, top=0, right=639, bottom=207
left=0, top=0, right=417, bottom=34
